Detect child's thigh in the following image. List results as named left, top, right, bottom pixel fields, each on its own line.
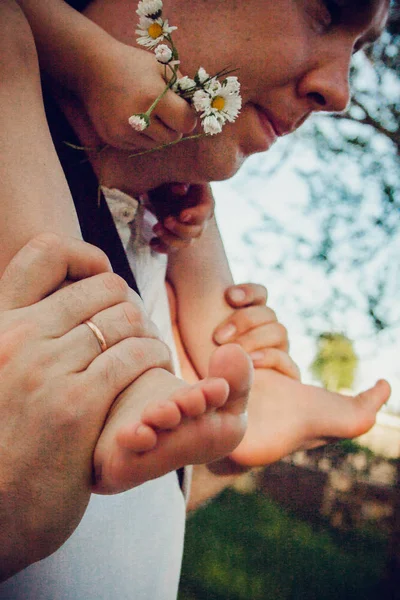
left=0, top=0, right=79, bottom=274
left=0, top=0, right=37, bottom=71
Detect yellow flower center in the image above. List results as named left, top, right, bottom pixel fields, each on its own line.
left=211, top=96, right=225, bottom=111
left=148, top=22, right=163, bottom=39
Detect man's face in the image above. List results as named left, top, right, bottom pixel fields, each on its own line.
left=157, top=0, right=389, bottom=183
left=86, top=0, right=389, bottom=188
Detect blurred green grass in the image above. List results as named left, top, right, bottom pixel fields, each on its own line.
left=179, top=488, right=388, bottom=600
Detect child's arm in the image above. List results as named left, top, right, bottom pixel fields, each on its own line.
left=167, top=210, right=236, bottom=379
left=16, top=0, right=196, bottom=150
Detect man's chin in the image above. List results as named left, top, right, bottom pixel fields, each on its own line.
left=193, top=146, right=246, bottom=183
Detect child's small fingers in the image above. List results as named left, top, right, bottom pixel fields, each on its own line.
left=249, top=348, right=301, bottom=380
left=233, top=323, right=289, bottom=354
left=149, top=238, right=170, bottom=254
left=235, top=322, right=289, bottom=352
left=176, top=184, right=214, bottom=226
left=163, top=216, right=205, bottom=241
left=151, top=224, right=193, bottom=252
left=169, top=183, right=191, bottom=196
left=156, top=90, right=198, bottom=134
left=225, top=283, right=268, bottom=307
left=179, top=203, right=213, bottom=227
left=213, top=306, right=279, bottom=344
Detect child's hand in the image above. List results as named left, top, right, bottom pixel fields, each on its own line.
left=213, top=283, right=301, bottom=381
left=148, top=183, right=214, bottom=253
left=80, top=38, right=197, bottom=150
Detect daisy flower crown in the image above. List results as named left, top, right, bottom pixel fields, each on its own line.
left=129, top=0, right=242, bottom=138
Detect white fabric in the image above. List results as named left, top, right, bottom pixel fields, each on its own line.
left=0, top=190, right=190, bottom=599
left=0, top=476, right=186, bottom=600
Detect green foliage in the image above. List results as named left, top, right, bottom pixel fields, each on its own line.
left=334, top=438, right=376, bottom=461
left=179, top=489, right=388, bottom=600
left=310, top=332, right=358, bottom=391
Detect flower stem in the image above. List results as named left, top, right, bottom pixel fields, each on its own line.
left=64, top=141, right=108, bottom=153
left=144, top=39, right=179, bottom=118
left=145, top=68, right=178, bottom=117
left=129, top=133, right=206, bottom=158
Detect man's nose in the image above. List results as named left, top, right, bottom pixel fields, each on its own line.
left=297, top=54, right=351, bottom=113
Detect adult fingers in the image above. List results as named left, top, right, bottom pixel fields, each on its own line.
left=0, top=234, right=111, bottom=310
left=250, top=348, right=301, bottom=380
left=225, top=283, right=268, bottom=308
left=117, top=131, right=160, bottom=151
left=155, top=89, right=197, bottom=135
left=28, top=272, right=135, bottom=336
left=60, top=301, right=161, bottom=372
left=213, top=305, right=279, bottom=344
left=145, top=117, right=183, bottom=145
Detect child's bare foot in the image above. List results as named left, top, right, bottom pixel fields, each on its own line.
left=93, top=344, right=252, bottom=494
left=225, top=369, right=391, bottom=468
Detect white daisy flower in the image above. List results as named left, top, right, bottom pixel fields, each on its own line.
left=128, top=113, right=150, bottom=131
left=136, top=0, right=163, bottom=19
left=173, top=75, right=196, bottom=93
left=192, top=89, right=211, bottom=112
left=202, top=115, right=222, bottom=135
left=211, top=86, right=242, bottom=123
left=155, top=44, right=173, bottom=64
left=136, top=16, right=177, bottom=49
left=194, top=67, right=210, bottom=85
left=223, top=76, right=241, bottom=95
left=202, top=76, right=221, bottom=95
left=195, top=79, right=242, bottom=125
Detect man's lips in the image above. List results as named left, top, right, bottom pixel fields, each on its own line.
left=254, top=105, right=278, bottom=144
left=255, top=104, right=309, bottom=137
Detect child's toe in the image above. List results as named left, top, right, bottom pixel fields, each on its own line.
left=141, top=400, right=182, bottom=430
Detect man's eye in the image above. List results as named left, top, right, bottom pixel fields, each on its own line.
left=305, top=0, right=342, bottom=33
left=321, top=0, right=342, bottom=26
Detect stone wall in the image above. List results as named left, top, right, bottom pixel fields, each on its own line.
left=257, top=445, right=398, bottom=533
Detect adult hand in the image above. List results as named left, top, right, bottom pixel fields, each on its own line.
left=0, top=234, right=172, bottom=582
left=81, top=38, right=197, bottom=150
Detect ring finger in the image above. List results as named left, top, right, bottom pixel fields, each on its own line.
left=58, top=301, right=161, bottom=373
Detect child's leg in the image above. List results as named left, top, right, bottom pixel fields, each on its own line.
left=228, top=368, right=390, bottom=467
left=167, top=280, right=390, bottom=469
left=93, top=344, right=252, bottom=494
left=0, top=0, right=80, bottom=276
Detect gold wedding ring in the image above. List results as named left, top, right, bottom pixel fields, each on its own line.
left=84, top=319, right=107, bottom=353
